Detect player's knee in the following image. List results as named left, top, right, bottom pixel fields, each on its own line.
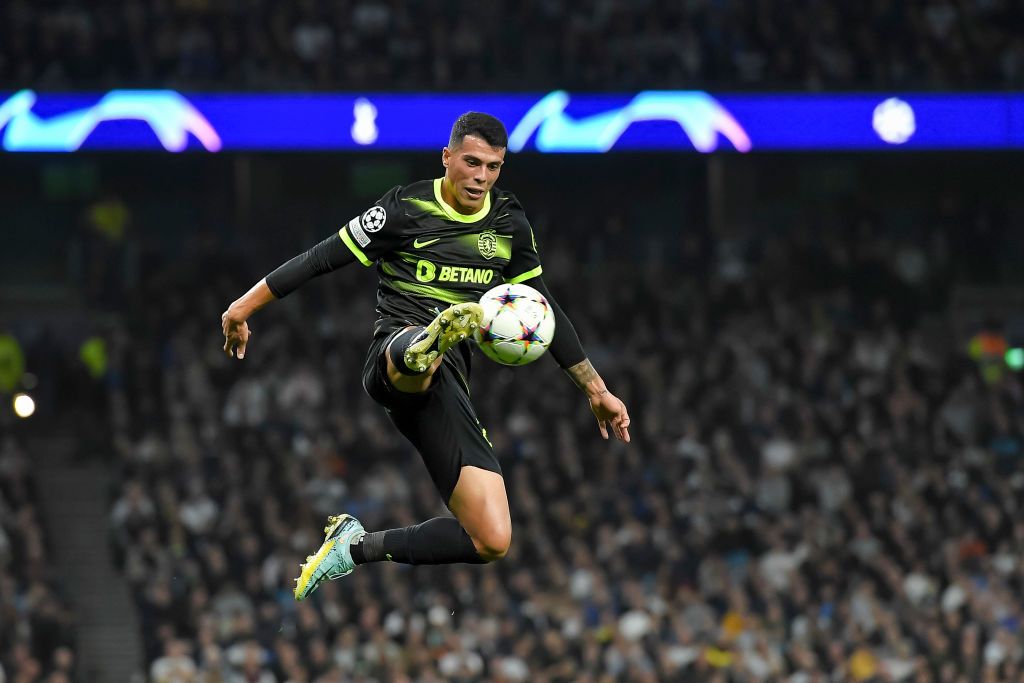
left=472, top=526, right=511, bottom=562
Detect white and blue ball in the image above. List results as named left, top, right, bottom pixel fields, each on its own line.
left=474, top=283, right=556, bottom=366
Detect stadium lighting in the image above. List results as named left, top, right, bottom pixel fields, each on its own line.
left=12, top=392, right=35, bottom=418
left=872, top=97, right=916, bottom=144
left=1007, top=348, right=1024, bottom=371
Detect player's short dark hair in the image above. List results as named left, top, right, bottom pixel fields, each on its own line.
left=449, top=112, right=508, bottom=149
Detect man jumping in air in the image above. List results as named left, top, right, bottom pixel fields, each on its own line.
left=221, top=112, right=630, bottom=600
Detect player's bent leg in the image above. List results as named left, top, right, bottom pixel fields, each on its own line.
left=297, top=468, right=508, bottom=589
left=385, top=332, right=443, bottom=393
left=404, top=302, right=483, bottom=372
left=384, top=303, right=484, bottom=393
left=448, top=465, right=512, bottom=562
left=327, top=327, right=505, bottom=589
left=350, top=516, right=485, bottom=566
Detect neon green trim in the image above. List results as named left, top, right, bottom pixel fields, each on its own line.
left=433, top=178, right=491, bottom=223
left=339, top=227, right=373, bottom=267
left=402, top=197, right=449, bottom=219
left=394, top=251, right=420, bottom=264
left=505, top=265, right=543, bottom=284
left=493, top=236, right=512, bottom=260
left=455, top=366, right=471, bottom=397
left=389, top=279, right=476, bottom=304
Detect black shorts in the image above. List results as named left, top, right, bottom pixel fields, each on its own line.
left=361, top=321, right=501, bottom=503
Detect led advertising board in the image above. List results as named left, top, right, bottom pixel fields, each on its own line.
left=1, top=89, right=1019, bottom=153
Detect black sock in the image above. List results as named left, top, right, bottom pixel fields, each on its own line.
left=350, top=517, right=485, bottom=565
left=388, top=327, right=426, bottom=375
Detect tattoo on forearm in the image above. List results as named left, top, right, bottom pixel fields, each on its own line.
left=567, top=359, right=606, bottom=394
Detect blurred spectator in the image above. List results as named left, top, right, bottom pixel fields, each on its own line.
left=0, top=335, right=25, bottom=395
left=3, top=0, right=1024, bottom=91
left=0, top=437, right=77, bottom=682
left=80, top=193, right=134, bottom=310
left=95, top=199, right=1024, bottom=681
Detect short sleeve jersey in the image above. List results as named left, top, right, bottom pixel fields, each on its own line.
left=339, top=178, right=544, bottom=329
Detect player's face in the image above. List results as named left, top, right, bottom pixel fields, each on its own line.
left=441, top=134, right=505, bottom=214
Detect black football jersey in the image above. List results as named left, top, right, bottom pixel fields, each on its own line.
left=339, top=178, right=544, bottom=329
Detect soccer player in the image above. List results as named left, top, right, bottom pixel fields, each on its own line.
left=221, top=113, right=630, bottom=600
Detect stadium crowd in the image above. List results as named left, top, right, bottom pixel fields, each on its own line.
left=2, top=0, right=1024, bottom=91
left=86, top=193, right=1024, bottom=682
left=0, top=436, right=77, bottom=683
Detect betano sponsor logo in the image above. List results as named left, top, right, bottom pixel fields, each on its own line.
left=415, top=260, right=437, bottom=282
left=440, top=266, right=494, bottom=284
left=415, top=259, right=494, bottom=284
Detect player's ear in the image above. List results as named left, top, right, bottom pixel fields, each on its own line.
left=442, top=146, right=450, bottom=168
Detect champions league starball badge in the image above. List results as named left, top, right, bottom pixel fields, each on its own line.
left=361, top=206, right=387, bottom=233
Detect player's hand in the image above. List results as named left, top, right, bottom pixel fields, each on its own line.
left=221, top=307, right=252, bottom=359
left=589, top=390, right=630, bottom=443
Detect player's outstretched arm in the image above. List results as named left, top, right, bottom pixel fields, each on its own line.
left=522, top=276, right=631, bottom=442
left=222, top=279, right=275, bottom=359
left=221, top=228, right=358, bottom=359
left=565, top=358, right=631, bottom=443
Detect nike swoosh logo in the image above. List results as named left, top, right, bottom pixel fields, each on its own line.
left=413, top=237, right=440, bottom=248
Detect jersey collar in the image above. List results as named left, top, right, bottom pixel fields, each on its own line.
left=433, top=178, right=491, bottom=223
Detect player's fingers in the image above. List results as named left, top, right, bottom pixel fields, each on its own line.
left=237, top=329, right=251, bottom=359
left=612, top=413, right=630, bottom=442
left=598, top=420, right=609, bottom=440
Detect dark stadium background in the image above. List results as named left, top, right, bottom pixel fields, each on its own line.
left=3, top=3, right=1024, bottom=683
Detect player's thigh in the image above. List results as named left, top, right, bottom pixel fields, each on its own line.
left=362, top=326, right=407, bottom=406
left=449, top=465, right=511, bottom=559
left=363, top=324, right=444, bottom=397
left=384, top=338, right=443, bottom=394
left=384, top=365, right=501, bottom=504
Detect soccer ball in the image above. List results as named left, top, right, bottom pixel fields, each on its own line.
left=474, top=283, right=556, bottom=366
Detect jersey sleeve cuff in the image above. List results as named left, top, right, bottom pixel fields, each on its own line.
left=505, top=265, right=543, bottom=284
left=265, top=276, right=284, bottom=299
left=339, top=226, right=373, bottom=267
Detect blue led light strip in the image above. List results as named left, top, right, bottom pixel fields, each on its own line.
left=1, top=89, right=1020, bottom=153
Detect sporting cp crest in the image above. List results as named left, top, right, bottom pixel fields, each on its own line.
left=477, top=230, right=497, bottom=259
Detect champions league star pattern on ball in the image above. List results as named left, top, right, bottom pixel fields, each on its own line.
left=475, top=283, right=556, bottom=366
